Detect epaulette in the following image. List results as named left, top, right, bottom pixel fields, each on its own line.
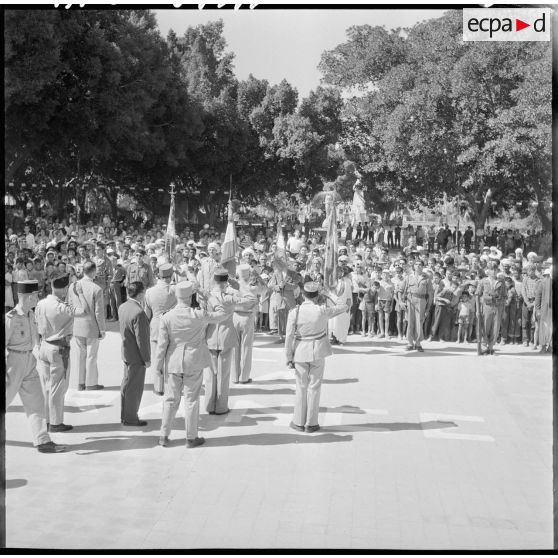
left=6, top=309, right=17, bottom=318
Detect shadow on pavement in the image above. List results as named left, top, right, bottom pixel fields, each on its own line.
left=235, top=405, right=366, bottom=416
left=323, top=378, right=359, bottom=385
left=322, top=420, right=457, bottom=433
left=252, top=379, right=294, bottom=385
left=229, top=387, right=295, bottom=396
left=200, top=415, right=277, bottom=431
left=203, top=432, right=353, bottom=447
left=6, top=478, right=28, bottom=489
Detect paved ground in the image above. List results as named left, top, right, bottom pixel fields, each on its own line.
left=5, top=325, right=553, bottom=550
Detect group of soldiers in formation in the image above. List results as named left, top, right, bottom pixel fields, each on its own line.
left=5, top=220, right=553, bottom=453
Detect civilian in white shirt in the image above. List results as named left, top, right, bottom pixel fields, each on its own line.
left=24, top=224, right=35, bottom=249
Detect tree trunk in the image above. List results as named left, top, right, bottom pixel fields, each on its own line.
left=532, top=179, right=552, bottom=231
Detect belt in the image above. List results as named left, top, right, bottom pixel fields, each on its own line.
left=295, top=332, right=327, bottom=341
left=234, top=310, right=254, bottom=316
left=7, top=348, right=32, bottom=354
left=44, top=339, right=71, bottom=348
left=410, top=293, right=427, bottom=299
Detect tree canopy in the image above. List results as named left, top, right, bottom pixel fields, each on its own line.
left=320, top=11, right=551, bottom=228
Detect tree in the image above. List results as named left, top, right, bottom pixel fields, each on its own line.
left=5, top=9, right=203, bottom=220
left=320, top=11, right=552, bottom=229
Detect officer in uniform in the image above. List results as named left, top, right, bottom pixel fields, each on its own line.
left=285, top=282, right=348, bottom=432
left=93, top=241, right=113, bottom=319
left=402, top=261, right=433, bottom=352
left=6, top=280, right=66, bottom=453
left=202, top=267, right=249, bottom=414
left=231, top=263, right=266, bottom=384
left=477, top=261, right=507, bottom=355
left=197, top=242, right=221, bottom=293
left=144, top=263, right=177, bottom=394
left=155, top=281, right=229, bottom=448
left=35, top=274, right=89, bottom=432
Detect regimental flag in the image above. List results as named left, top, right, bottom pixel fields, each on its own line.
left=323, top=205, right=338, bottom=290
left=165, top=184, right=177, bottom=261
left=221, top=200, right=237, bottom=278
left=272, top=220, right=287, bottom=273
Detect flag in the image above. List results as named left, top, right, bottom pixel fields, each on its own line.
left=164, top=185, right=177, bottom=261
left=272, top=220, right=287, bottom=273
left=323, top=205, right=338, bottom=290
left=221, top=200, right=237, bottom=278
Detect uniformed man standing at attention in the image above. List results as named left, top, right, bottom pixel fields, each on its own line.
left=154, top=281, right=229, bottom=448
left=35, top=274, right=89, bottom=432
left=231, top=263, right=266, bottom=384
left=6, top=280, right=66, bottom=453
left=402, top=261, right=433, bottom=352
left=202, top=267, right=251, bottom=414
left=285, top=282, right=348, bottom=433
left=477, top=261, right=507, bottom=355
left=144, top=263, right=177, bottom=394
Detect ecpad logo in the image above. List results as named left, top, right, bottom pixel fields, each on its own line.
left=463, top=8, right=550, bottom=42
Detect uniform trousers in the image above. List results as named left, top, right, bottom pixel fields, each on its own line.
left=72, top=336, right=100, bottom=387
left=482, top=304, right=503, bottom=350
left=161, top=369, right=203, bottom=440
left=6, top=351, right=50, bottom=446
left=406, top=297, right=426, bottom=346
left=121, top=362, right=146, bottom=423
left=204, top=348, right=233, bottom=413
left=232, top=313, right=255, bottom=383
left=109, top=282, right=123, bottom=320
left=293, top=359, right=325, bottom=427
left=37, top=342, right=70, bottom=425
left=150, top=340, right=164, bottom=394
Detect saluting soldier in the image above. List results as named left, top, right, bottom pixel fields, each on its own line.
left=477, top=261, right=507, bottom=355
left=144, top=263, right=177, bottom=394
left=285, top=282, right=348, bottom=433
left=231, top=263, right=266, bottom=384
left=402, top=261, right=433, bottom=352
left=35, top=274, right=89, bottom=432
left=202, top=267, right=249, bottom=414
left=6, top=280, right=66, bottom=453
left=155, top=281, right=229, bottom=448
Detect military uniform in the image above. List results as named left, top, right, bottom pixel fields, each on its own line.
left=285, top=283, right=347, bottom=430
left=144, top=264, right=177, bottom=394
left=402, top=271, right=433, bottom=350
left=203, top=268, right=250, bottom=414
left=154, top=282, right=228, bottom=445
left=5, top=281, right=54, bottom=449
left=93, top=253, right=113, bottom=316
left=477, top=275, right=507, bottom=353
left=231, top=266, right=266, bottom=384
left=35, top=276, right=88, bottom=428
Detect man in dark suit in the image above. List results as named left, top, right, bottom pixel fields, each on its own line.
left=118, top=281, right=150, bottom=426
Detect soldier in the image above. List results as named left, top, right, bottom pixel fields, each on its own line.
left=401, top=261, right=433, bottom=352
left=35, top=274, right=89, bottom=432
left=231, top=263, right=266, bottom=384
left=268, top=260, right=300, bottom=343
left=154, top=281, right=229, bottom=448
left=6, top=280, right=66, bottom=453
left=477, top=262, right=507, bottom=355
left=285, top=282, right=348, bottom=432
left=202, top=268, right=242, bottom=414
left=93, top=241, right=113, bottom=319
left=197, top=242, right=221, bottom=293
left=144, top=263, right=177, bottom=394
left=125, top=248, right=156, bottom=292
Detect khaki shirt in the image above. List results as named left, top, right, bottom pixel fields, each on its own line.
left=35, top=294, right=88, bottom=342
left=5, top=307, right=39, bottom=351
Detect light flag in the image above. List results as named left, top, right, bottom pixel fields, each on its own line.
left=323, top=205, right=338, bottom=290
left=220, top=199, right=237, bottom=277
